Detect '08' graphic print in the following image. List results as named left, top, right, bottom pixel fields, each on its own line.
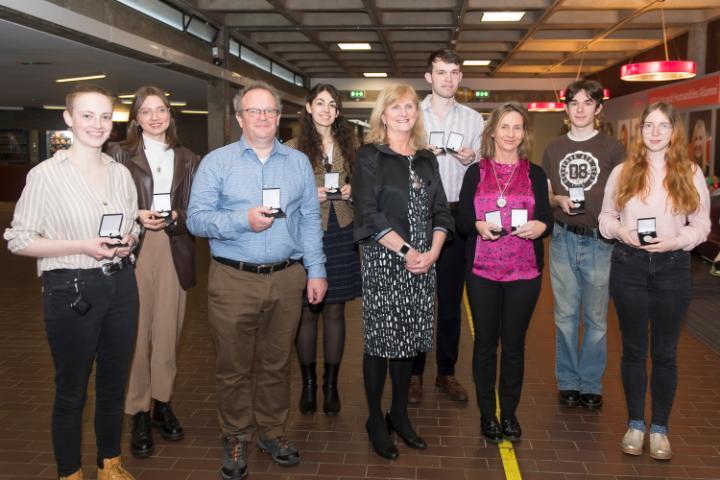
left=558, top=150, right=600, bottom=192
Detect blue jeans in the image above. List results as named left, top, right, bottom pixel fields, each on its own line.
left=550, top=224, right=613, bottom=394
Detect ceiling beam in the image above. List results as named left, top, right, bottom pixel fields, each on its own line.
left=362, top=0, right=400, bottom=77
left=490, top=0, right=565, bottom=76
left=263, top=0, right=354, bottom=76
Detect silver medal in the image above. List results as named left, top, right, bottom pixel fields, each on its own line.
left=496, top=197, right=507, bottom=208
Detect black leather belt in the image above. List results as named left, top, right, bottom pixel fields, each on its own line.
left=556, top=221, right=614, bottom=244
left=213, top=256, right=300, bottom=274
left=48, top=257, right=134, bottom=278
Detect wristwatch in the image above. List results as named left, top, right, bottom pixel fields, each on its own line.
left=398, top=243, right=411, bottom=258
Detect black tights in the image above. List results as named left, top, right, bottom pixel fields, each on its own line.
left=296, top=303, right=346, bottom=365
left=363, top=354, right=415, bottom=437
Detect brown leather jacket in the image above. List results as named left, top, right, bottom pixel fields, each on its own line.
left=107, top=142, right=199, bottom=290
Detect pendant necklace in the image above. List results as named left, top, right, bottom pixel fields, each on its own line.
left=491, top=159, right=517, bottom=208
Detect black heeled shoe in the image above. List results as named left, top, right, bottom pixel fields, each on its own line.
left=385, top=412, right=427, bottom=450
left=482, top=416, right=504, bottom=444
left=366, top=420, right=399, bottom=460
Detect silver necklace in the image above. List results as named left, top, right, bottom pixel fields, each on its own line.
left=490, top=160, right=518, bottom=208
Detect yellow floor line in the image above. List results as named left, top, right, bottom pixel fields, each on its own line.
left=463, top=288, right=523, bottom=480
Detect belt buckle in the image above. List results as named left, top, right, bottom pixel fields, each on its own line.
left=101, top=262, right=120, bottom=276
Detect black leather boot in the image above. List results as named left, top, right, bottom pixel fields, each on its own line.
left=298, top=363, right=317, bottom=415
left=152, top=400, right=184, bottom=441
left=130, top=411, right=154, bottom=458
left=323, top=363, right=341, bottom=415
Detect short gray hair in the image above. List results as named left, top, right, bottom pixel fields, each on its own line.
left=233, top=81, right=282, bottom=114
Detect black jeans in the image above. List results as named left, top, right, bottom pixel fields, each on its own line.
left=412, top=209, right=466, bottom=376
left=466, top=273, right=541, bottom=419
left=43, top=266, right=138, bottom=476
left=610, top=243, right=691, bottom=428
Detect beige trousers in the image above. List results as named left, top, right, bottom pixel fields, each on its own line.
left=125, top=230, right=186, bottom=414
left=207, top=259, right=306, bottom=440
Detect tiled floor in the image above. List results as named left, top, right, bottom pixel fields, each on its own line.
left=1, top=203, right=720, bottom=480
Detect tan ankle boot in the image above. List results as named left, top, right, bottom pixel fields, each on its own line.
left=97, top=457, right=135, bottom=480
left=59, top=469, right=83, bottom=480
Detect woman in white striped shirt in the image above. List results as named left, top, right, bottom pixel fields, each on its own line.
left=4, top=85, right=140, bottom=480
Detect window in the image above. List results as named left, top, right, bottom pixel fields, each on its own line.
left=229, top=38, right=240, bottom=58
left=114, top=0, right=184, bottom=30
left=241, top=46, right=271, bottom=72
left=271, top=63, right=294, bottom=83
left=185, top=16, right=218, bottom=43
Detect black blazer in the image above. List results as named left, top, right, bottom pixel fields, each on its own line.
left=352, top=143, right=454, bottom=244
left=456, top=159, right=553, bottom=272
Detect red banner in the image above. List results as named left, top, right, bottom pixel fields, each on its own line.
left=648, top=75, right=720, bottom=109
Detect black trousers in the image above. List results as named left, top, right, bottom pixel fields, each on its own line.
left=610, top=243, right=692, bottom=428
left=466, top=273, right=541, bottom=419
left=42, top=267, right=138, bottom=476
left=412, top=210, right=466, bottom=376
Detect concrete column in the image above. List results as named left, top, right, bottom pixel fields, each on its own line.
left=207, top=80, right=232, bottom=150
left=688, top=23, right=707, bottom=76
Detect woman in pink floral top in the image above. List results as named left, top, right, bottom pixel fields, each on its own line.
left=457, top=102, right=553, bottom=444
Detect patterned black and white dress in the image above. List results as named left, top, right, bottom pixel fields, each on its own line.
left=361, top=157, right=436, bottom=358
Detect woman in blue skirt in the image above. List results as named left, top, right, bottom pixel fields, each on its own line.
left=285, top=83, right=361, bottom=415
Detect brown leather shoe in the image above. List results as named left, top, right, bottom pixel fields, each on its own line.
left=408, top=375, right=423, bottom=404
left=435, top=375, right=469, bottom=402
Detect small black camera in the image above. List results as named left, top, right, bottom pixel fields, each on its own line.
left=212, top=46, right=223, bottom=66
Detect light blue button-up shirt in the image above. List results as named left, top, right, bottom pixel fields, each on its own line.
left=187, top=136, right=326, bottom=278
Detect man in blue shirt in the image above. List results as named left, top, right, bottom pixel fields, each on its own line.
left=187, top=82, right=327, bottom=480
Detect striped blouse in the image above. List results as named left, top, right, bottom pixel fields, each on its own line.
left=4, top=150, right=140, bottom=275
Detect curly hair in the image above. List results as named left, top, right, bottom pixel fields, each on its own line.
left=297, top=83, right=357, bottom=176
left=615, top=101, right=700, bottom=215
left=365, top=83, right=426, bottom=152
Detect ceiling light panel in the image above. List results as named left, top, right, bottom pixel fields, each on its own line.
left=481, top=11, right=526, bottom=22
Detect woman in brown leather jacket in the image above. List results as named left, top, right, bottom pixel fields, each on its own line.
left=107, top=86, right=198, bottom=459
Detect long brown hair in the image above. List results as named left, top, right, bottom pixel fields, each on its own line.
left=297, top=83, right=357, bottom=175
left=365, top=83, right=426, bottom=152
left=121, top=86, right=179, bottom=152
left=615, top=101, right=700, bottom=215
left=481, top=102, right=532, bottom=159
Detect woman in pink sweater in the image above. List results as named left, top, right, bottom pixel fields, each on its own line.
left=599, top=101, right=710, bottom=461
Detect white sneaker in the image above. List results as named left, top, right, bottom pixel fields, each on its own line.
left=620, top=428, right=644, bottom=456
left=649, top=432, right=672, bottom=460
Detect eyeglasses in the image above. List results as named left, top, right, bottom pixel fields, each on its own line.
left=138, top=107, right=170, bottom=117
left=641, top=122, right=672, bottom=134
left=241, top=108, right=280, bottom=118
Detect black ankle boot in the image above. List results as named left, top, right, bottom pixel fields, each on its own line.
left=131, top=411, right=154, bottom=458
left=299, top=363, right=317, bottom=415
left=323, top=363, right=341, bottom=415
left=152, top=400, right=184, bottom=441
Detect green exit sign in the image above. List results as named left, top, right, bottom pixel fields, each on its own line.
left=350, top=90, right=365, bottom=98
left=474, top=90, right=489, bottom=98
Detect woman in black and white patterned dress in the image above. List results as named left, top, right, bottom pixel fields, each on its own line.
left=353, top=83, right=453, bottom=460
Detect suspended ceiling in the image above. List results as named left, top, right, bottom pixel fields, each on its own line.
left=189, top=0, right=720, bottom=78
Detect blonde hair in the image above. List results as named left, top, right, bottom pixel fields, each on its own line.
left=481, top=102, right=532, bottom=159
left=615, top=101, right=700, bottom=215
left=365, top=83, right=426, bottom=152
